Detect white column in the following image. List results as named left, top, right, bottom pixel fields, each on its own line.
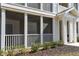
left=69, top=21, right=74, bottom=42
left=1, top=9, right=6, bottom=50
left=24, top=13, right=28, bottom=48
left=62, top=19, right=67, bottom=44
left=40, top=16, right=43, bottom=44
left=73, top=21, right=77, bottom=42
left=52, top=3, right=59, bottom=42
left=53, top=17, right=60, bottom=42
left=40, top=3, right=43, bottom=44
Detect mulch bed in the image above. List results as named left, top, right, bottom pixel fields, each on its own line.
left=18, top=45, right=79, bottom=56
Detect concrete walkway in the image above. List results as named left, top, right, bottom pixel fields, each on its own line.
left=65, top=43, right=79, bottom=47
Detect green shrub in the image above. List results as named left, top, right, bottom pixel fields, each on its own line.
left=0, top=50, right=3, bottom=56
left=31, top=43, right=40, bottom=53
left=42, top=41, right=59, bottom=50
left=7, top=49, right=21, bottom=56
left=53, top=42, right=59, bottom=47
left=57, top=40, right=64, bottom=46
left=49, top=42, right=57, bottom=48
left=77, top=37, right=79, bottom=42
left=1, top=51, right=8, bottom=56
left=7, top=50, right=14, bottom=56
left=43, top=42, right=50, bottom=50
left=19, top=48, right=31, bottom=54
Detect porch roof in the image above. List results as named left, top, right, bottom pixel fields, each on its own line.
left=1, top=3, right=56, bottom=18
left=55, top=7, right=79, bottom=20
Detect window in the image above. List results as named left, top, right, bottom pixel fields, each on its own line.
left=27, top=3, right=40, bottom=9
left=43, top=3, right=52, bottom=12
left=74, top=3, right=78, bottom=10
left=16, top=3, right=25, bottom=6
left=59, top=3, right=68, bottom=7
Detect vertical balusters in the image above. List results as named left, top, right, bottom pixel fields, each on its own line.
left=5, top=34, right=24, bottom=50
left=5, top=36, right=6, bottom=50
left=18, top=35, right=20, bottom=48
left=8, top=36, right=10, bottom=50
left=16, top=36, right=17, bottom=48
left=14, top=36, right=16, bottom=47
left=9, top=36, right=11, bottom=50
left=7, top=36, right=8, bottom=50
left=11, top=36, right=13, bottom=49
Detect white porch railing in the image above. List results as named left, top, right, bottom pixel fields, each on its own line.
left=27, top=34, right=53, bottom=47
left=4, top=34, right=53, bottom=50
left=27, top=34, right=40, bottom=47
left=43, top=34, right=53, bottom=43
left=5, top=34, right=24, bottom=50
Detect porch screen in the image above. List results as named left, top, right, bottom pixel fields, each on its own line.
left=6, top=24, right=13, bottom=34
left=27, top=14, right=40, bottom=47
left=43, top=17, right=53, bottom=43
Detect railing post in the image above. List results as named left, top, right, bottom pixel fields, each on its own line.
left=1, top=9, right=6, bottom=50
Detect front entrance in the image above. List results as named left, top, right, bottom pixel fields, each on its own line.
left=59, top=19, right=77, bottom=43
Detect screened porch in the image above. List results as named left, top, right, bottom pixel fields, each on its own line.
left=0, top=10, right=53, bottom=50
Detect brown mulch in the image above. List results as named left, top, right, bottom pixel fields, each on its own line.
left=17, top=45, right=79, bottom=56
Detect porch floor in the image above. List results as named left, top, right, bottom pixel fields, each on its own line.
left=65, top=43, right=79, bottom=47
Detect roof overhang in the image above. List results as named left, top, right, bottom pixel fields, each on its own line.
left=55, top=7, right=79, bottom=20
left=69, top=8, right=79, bottom=16
left=1, top=3, right=56, bottom=18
